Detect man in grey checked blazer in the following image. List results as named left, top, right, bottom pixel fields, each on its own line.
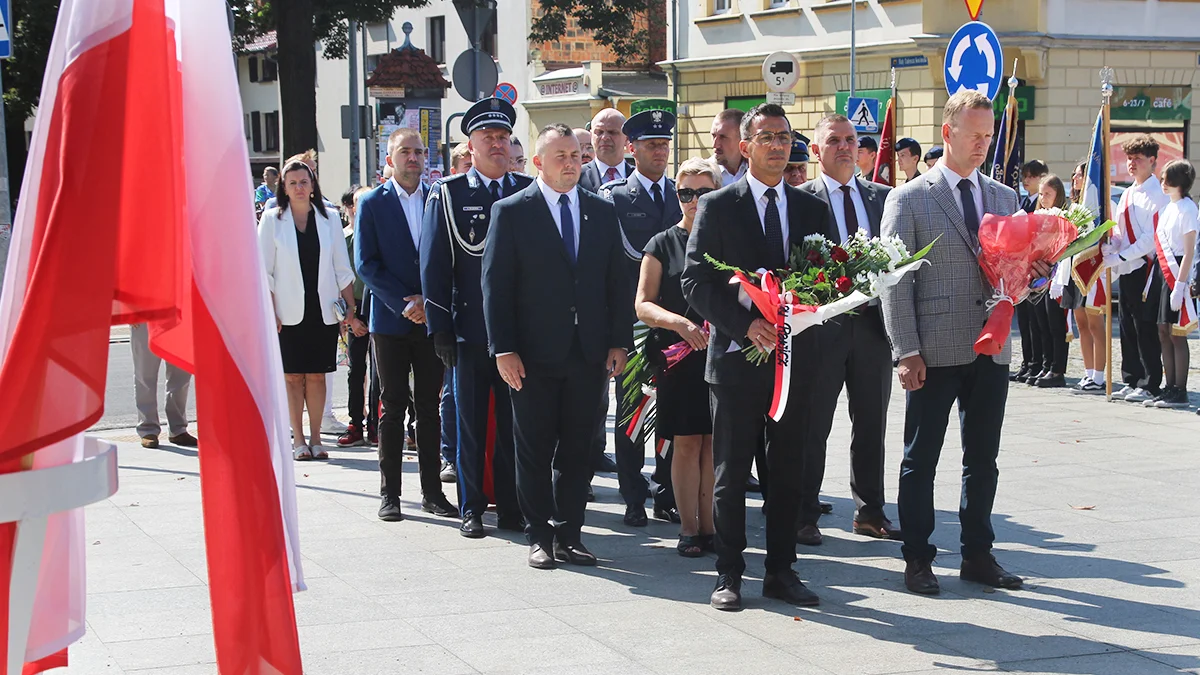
left=880, top=91, right=1051, bottom=596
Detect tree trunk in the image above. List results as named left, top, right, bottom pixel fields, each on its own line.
left=275, top=0, right=319, bottom=161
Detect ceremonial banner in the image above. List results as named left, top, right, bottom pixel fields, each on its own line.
left=871, top=95, right=895, bottom=186
left=0, top=1, right=304, bottom=672
left=1074, top=108, right=1111, bottom=312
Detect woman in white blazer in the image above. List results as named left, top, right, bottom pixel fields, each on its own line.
left=258, top=160, right=357, bottom=460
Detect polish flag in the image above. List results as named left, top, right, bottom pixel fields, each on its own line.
left=0, top=1, right=304, bottom=673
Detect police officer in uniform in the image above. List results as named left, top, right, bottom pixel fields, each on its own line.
left=597, top=108, right=684, bottom=526
left=784, top=132, right=810, bottom=187
left=421, top=97, right=533, bottom=538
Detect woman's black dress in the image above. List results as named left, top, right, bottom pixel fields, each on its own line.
left=279, top=210, right=339, bottom=374
left=644, top=226, right=711, bottom=438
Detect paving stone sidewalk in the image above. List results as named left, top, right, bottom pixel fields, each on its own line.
left=68, top=366, right=1200, bottom=675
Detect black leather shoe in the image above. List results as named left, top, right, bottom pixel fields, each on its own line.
left=820, top=501, right=834, bottom=514
left=710, top=573, right=743, bottom=611
left=459, top=515, right=484, bottom=538
left=378, top=494, right=403, bottom=522
left=961, top=554, right=1023, bottom=589
left=593, top=453, right=618, bottom=474
left=905, top=559, right=940, bottom=595
left=496, top=514, right=525, bottom=532
left=1010, top=364, right=1030, bottom=382
left=745, top=474, right=762, bottom=494
left=623, top=505, right=648, bottom=527
left=439, top=460, right=457, bottom=483
left=528, top=544, right=556, bottom=570
left=1035, top=373, right=1066, bottom=389
left=796, top=524, right=823, bottom=546
left=653, top=505, right=682, bottom=524
left=421, top=494, right=460, bottom=518
left=553, top=541, right=597, bottom=566
left=853, top=517, right=902, bottom=540
left=762, top=569, right=820, bottom=607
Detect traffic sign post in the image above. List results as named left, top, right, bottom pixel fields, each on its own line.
left=944, top=21, right=1004, bottom=101
left=0, top=0, right=11, bottom=59
left=762, top=52, right=801, bottom=93
left=494, top=82, right=518, bottom=105
left=452, top=49, right=498, bottom=102
left=848, top=97, right=880, bottom=134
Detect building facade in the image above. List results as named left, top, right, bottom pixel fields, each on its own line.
left=665, top=0, right=1200, bottom=184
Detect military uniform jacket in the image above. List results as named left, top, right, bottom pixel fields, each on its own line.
left=421, top=169, right=534, bottom=345
left=598, top=173, right=684, bottom=298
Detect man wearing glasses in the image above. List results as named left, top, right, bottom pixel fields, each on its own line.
left=682, top=103, right=830, bottom=611
left=598, top=109, right=684, bottom=527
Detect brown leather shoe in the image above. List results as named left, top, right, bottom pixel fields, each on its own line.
left=905, top=559, right=940, bottom=595
left=553, top=541, right=597, bottom=566
left=853, top=517, right=902, bottom=540
left=796, top=524, right=823, bottom=546
left=961, top=554, right=1023, bottom=589
left=528, top=544, right=556, bottom=570
left=140, top=435, right=159, bottom=449
left=168, top=432, right=197, bottom=447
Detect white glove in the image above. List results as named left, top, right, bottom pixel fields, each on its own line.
left=1102, top=254, right=1123, bottom=270
left=1171, top=280, right=1188, bottom=311
left=1050, top=280, right=1064, bottom=300
left=1101, top=241, right=1117, bottom=257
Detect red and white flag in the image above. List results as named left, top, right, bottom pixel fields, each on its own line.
left=0, top=1, right=304, bottom=672
left=870, top=95, right=895, bottom=187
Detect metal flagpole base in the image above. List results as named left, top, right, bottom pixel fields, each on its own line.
left=3, top=437, right=118, bottom=675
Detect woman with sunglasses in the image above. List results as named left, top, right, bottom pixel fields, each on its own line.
left=634, top=157, right=720, bottom=557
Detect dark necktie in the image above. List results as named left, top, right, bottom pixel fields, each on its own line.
left=489, top=180, right=502, bottom=203
left=763, top=187, right=784, bottom=267
left=651, top=182, right=664, bottom=212
left=839, top=185, right=860, bottom=242
left=559, top=193, right=576, bottom=265
left=958, top=178, right=980, bottom=234
left=604, top=167, right=618, bottom=183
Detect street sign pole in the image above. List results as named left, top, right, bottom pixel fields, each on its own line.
left=0, top=0, right=13, bottom=285
left=850, top=0, right=856, bottom=96
left=348, top=20, right=360, bottom=186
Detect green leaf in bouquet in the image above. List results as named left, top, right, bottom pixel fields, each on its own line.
left=704, top=253, right=755, bottom=278
left=1057, top=220, right=1117, bottom=262
left=898, top=234, right=940, bottom=267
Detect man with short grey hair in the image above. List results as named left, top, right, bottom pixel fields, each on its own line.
left=881, top=90, right=1050, bottom=595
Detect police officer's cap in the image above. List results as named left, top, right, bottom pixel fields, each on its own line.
left=789, top=132, right=810, bottom=164
left=461, top=97, right=517, bottom=136
left=623, top=109, right=676, bottom=141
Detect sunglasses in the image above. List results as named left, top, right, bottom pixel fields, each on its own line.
left=677, top=187, right=715, bottom=203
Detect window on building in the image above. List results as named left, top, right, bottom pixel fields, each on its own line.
left=243, top=114, right=251, bottom=141
left=428, top=16, right=446, bottom=64
left=262, top=57, right=278, bottom=82
left=480, top=13, right=498, bottom=59
left=250, top=111, right=262, bottom=153
left=264, top=111, right=279, bottom=152
left=768, top=0, right=788, bottom=7
left=248, top=56, right=259, bottom=82
left=713, top=0, right=732, bottom=14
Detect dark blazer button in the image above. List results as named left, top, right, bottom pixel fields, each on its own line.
left=569, top=306, right=576, bottom=313
left=976, top=299, right=983, bottom=306
left=414, top=258, right=420, bottom=266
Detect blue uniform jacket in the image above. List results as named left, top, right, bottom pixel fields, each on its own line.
left=420, top=170, right=534, bottom=344
left=354, top=181, right=430, bottom=336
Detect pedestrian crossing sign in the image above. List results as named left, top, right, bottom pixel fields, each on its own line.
left=848, top=97, right=879, bottom=133
left=0, top=0, right=10, bottom=59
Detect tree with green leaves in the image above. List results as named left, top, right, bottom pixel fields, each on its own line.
left=2, top=0, right=61, bottom=207
left=529, top=0, right=663, bottom=67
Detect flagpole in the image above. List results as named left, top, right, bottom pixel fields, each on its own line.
left=1100, top=66, right=1115, bottom=401
left=889, top=67, right=897, bottom=183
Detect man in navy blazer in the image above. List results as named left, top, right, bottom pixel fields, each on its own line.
left=356, top=127, right=458, bottom=522
left=482, top=123, right=633, bottom=570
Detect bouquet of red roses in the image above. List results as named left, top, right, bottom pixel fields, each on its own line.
left=973, top=212, right=1079, bottom=356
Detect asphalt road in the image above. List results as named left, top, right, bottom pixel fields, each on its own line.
left=94, top=339, right=351, bottom=432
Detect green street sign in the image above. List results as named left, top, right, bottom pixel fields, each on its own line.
left=835, top=88, right=892, bottom=118
left=993, top=85, right=1035, bottom=121
left=1111, top=86, right=1192, bottom=121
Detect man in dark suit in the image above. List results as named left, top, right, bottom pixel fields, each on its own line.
left=579, top=108, right=635, bottom=192
left=795, top=114, right=900, bottom=547
left=597, top=108, right=684, bottom=527
left=356, top=127, right=458, bottom=522
left=881, top=91, right=1047, bottom=595
left=682, top=103, right=830, bottom=611
left=422, top=98, right=533, bottom=539
left=483, top=123, right=633, bottom=569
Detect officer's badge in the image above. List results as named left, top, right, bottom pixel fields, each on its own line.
left=490, top=99, right=500, bottom=111
left=651, top=110, right=663, bottom=123
left=469, top=227, right=476, bottom=243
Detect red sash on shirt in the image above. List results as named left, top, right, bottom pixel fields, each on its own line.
left=1153, top=213, right=1197, bottom=335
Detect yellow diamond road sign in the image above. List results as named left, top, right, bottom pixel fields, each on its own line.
left=964, top=0, right=983, bottom=20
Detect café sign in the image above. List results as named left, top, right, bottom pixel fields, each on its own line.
left=1111, top=86, right=1192, bottom=122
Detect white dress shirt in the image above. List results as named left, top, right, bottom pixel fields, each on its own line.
left=595, top=158, right=628, bottom=184
left=632, top=169, right=667, bottom=197
left=470, top=166, right=506, bottom=197
left=389, top=178, right=425, bottom=249
left=537, top=177, right=580, bottom=257
left=1157, top=197, right=1200, bottom=261
left=935, top=161, right=984, bottom=221
left=821, top=173, right=871, bottom=242
left=746, top=171, right=789, bottom=262
left=1111, top=174, right=1171, bottom=276
left=721, top=160, right=748, bottom=187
